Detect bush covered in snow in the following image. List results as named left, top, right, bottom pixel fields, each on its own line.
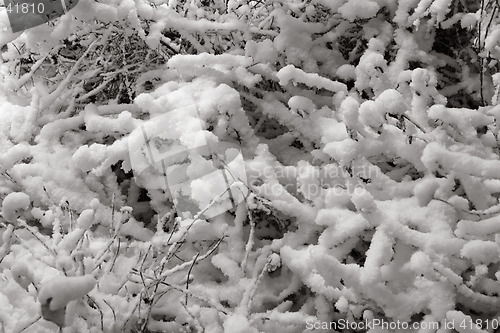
left=1, top=0, right=500, bottom=332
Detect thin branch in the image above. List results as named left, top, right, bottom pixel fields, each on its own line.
left=16, top=219, right=56, bottom=255
left=109, top=237, right=121, bottom=272
left=243, top=254, right=272, bottom=316
left=16, top=316, right=41, bottom=333
left=181, top=302, right=204, bottom=333
left=241, top=207, right=256, bottom=272
left=86, top=295, right=104, bottom=331
left=157, top=281, right=228, bottom=315
left=185, top=251, right=200, bottom=305
left=159, top=236, right=224, bottom=279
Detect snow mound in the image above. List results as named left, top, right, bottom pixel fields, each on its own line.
left=38, top=274, right=97, bottom=311
left=1, top=192, right=30, bottom=224
left=338, top=0, right=380, bottom=21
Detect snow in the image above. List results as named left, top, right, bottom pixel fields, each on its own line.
left=338, top=0, right=380, bottom=21
left=38, top=274, right=97, bottom=311
left=72, top=144, right=108, bottom=173
left=84, top=108, right=140, bottom=134
left=245, top=39, right=278, bottom=64
left=461, top=13, right=478, bottom=29
left=339, top=96, right=360, bottom=129
left=266, top=253, right=281, bottom=273
left=406, top=251, right=433, bottom=275
left=288, top=96, right=316, bottom=113
left=413, top=177, right=439, bottom=206
left=59, top=228, right=87, bottom=252
left=429, top=0, right=452, bottom=23
left=459, top=175, right=496, bottom=211
left=0, top=0, right=500, bottom=331
left=422, top=142, right=500, bottom=179
left=485, top=27, right=500, bottom=58
left=11, top=262, right=35, bottom=291
left=350, top=188, right=376, bottom=213
left=359, top=100, right=385, bottom=128
left=456, top=215, right=500, bottom=237
left=446, top=310, right=487, bottom=333
left=460, top=240, right=500, bottom=265
left=355, top=47, right=390, bottom=95
left=120, top=218, right=154, bottom=241
left=1, top=192, right=30, bottom=224
left=273, top=8, right=323, bottom=69
left=375, top=89, right=406, bottom=115
left=427, top=105, right=493, bottom=136
left=277, top=65, right=347, bottom=93
left=335, top=295, right=349, bottom=313
left=323, top=138, right=359, bottom=165
left=336, top=64, right=356, bottom=81
left=76, top=209, right=95, bottom=230
left=223, top=313, right=259, bottom=333
left=211, top=253, right=244, bottom=281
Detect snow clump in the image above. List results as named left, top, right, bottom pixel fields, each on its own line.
left=1, top=192, right=30, bottom=224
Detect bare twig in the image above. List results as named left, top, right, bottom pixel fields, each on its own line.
left=159, top=237, right=224, bottom=279
left=243, top=253, right=272, bottom=316
left=478, top=0, right=486, bottom=105
left=109, top=237, right=121, bottom=272
left=16, top=219, right=56, bottom=255
left=92, top=209, right=128, bottom=272
left=87, top=295, right=104, bottom=331
left=16, top=316, right=41, bottom=333
left=103, top=299, right=116, bottom=322
left=241, top=206, right=256, bottom=272
left=181, top=303, right=204, bottom=333
left=157, top=281, right=228, bottom=315
left=185, top=251, right=200, bottom=305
